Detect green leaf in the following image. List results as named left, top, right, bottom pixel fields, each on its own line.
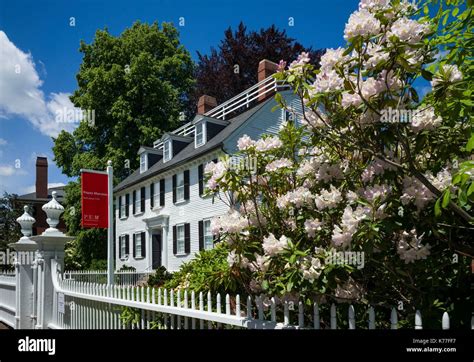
left=434, top=198, right=442, bottom=216
left=442, top=190, right=451, bottom=208
left=467, top=182, right=474, bottom=196
left=466, top=134, right=474, bottom=152
left=421, top=69, right=433, bottom=81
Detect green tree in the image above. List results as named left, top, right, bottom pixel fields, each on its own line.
left=0, top=192, right=21, bottom=249
left=53, top=21, right=195, bottom=269
left=187, top=22, right=323, bottom=117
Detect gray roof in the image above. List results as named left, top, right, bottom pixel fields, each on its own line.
left=114, top=99, right=272, bottom=192
left=17, top=185, right=66, bottom=201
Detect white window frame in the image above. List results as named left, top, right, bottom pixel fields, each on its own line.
left=176, top=224, right=185, bottom=254
left=203, top=219, right=213, bottom=250
left=163, top=140, right=172, bottom=162
left=134, top=232, right=143, bottom=258
left=140, top=153, right=147, bottom=173
left=120, top=195, right=126, bottom=219
left=195, top=122, right=206, bottom=148
left=176, top=172, right=185, bottom=202
left=134, top=190, right=142, bottom=215
left=120, top=235, right=128, bottom=260
left=153, top=181, right=160, bottom=208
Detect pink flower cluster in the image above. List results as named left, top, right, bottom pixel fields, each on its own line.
left=397, top=229, right=431, bottom=263
left=262, top=233, right=289, bottom=256
left=400, top=170, right=451, bottom=211
left=289, top=52, right=311, bottom=73
left=255, top=136, right=283, bottom=152
left=411, top=107, right=442, bottom=132
left=388, top=17, right=430, bottom=44
left=344, top=9, right=381, bottom=40
left=204, top=160, right=227, bottom=190
left=431, top=64, right=463, bottom=87
left=277, top=186, right=314, bottom=209
left=211, top=210, right=248, bottom=235
left=265, top=158, right=293, bottom=172
left=360, top=183, right=391, bottom=203
left=314, top=185, right=343, bottom=210
left=332, top=205, right=370, bottom=247
left=299, top=256, right=322, bottom=282
left=304, top=218, right=323, bottom=238
left=361, top=157, right=397, bottom=183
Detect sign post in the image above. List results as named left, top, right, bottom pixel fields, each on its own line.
left=80, top=161, right=114, bottom=285
left=106, top=160, right=114, bottom=285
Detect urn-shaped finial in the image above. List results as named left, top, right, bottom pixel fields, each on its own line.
left=42, top=191, right=64, bottom=229
left=16, top=205, right=35, bottom=237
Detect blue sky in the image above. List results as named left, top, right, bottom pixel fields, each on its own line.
left=0, top=0, right=359, bottom=195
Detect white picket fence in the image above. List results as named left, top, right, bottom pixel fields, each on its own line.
left=64, top=270, right=154, bottom=286
left=49, top=267, right=468, bottom=330
left=0, top=272, right=16, bottom=328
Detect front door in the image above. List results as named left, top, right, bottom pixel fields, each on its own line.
left=152, top=233, right=162, bottom=269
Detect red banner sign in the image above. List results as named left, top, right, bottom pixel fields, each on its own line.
left=81, top=171, right=108, bottom=228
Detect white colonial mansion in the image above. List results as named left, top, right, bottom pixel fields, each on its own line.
left=114, top=59, right=301, bottom=272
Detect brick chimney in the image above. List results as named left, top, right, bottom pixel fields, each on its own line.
left=36, top=157, right=48, bottom=199
left=258, top=59, right=278, bottom=101
left=197, top=95, right=217, bottom=114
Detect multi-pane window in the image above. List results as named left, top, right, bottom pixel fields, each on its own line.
left=203, top=219, right=213, bottom=250
left=163, top=140, right=171, bottom=162
left=176, top=224, right=185, bottom=254
left=140, top=153, right=147, bottom=173
left=120, top=235, right=127, bottom=258
left=134, top=190, right=141, bottom=214
left=176, top=173, right=185, bottom=202
left=120, top=195, right=126, bottom=218
left=195, top=122, right=205, bottom=147
left=135, top=233, right=142, bottom=258
left=153, top=181, right=160, bottom=207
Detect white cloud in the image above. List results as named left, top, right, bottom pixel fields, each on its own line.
left=0, top=31, right=81, bottom=137
left=0, top=164, right=27, bottom=177
left=21, top=182, right=66, bottom=194
left=0, top=138, right=7, bottom=146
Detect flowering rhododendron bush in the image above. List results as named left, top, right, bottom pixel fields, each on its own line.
left=200, top=0, right=474, bottom=327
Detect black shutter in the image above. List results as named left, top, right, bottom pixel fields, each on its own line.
left=118, top=236, right=122, bottom=259
left=141, top=231, right=146, bottom=258
left=184, top=223, right=191, bottom=254
left=173, top=225, right=177, bottom=254
left=198, top=220, right=204, bottom=251
left=118, top=196, right=122, bottom=218
left=172, top=174, right=177, bottom=203
left=133, top=234, right=136, bottom=258
left=125, top=194, right=129, bottom=217
left=132, top=190, right=136, bottom=214
left=150, top=183, right=154, bottom=208
left=160, top=179, right=165, bottom=206
left=184, top=170, right=190, bottom=200
left=198, top=164, right=204, bottom=196
left=141, top=187, right=145, bottom=212
left=125, top=235, right=129, bottom=256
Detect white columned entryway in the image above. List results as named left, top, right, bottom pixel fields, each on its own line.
left=143, top=214, right=169, bottom=271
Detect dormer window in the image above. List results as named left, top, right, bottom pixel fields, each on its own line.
left=163, top=140, right=172, bottom=162
left=195, top=122, right=205, bottom=147
left=140, top=153, right=147, bottom=173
